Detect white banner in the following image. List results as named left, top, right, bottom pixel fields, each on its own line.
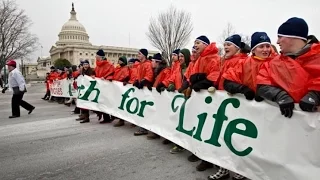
left=76, top=75, right=320, bottom=180
left=50, top=79, right=77, bottom=98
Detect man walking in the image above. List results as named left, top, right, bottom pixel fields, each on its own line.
left=2, top=60, right=35, bottom=118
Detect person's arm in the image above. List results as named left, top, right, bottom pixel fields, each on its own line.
left=13, top=70, right=26, bottom=92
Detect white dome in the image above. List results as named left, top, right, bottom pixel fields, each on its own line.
left=56, top=3, right=91, bottom=46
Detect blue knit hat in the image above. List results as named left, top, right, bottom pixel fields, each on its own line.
left=152, top=53, right=162, bottom=62
left=196, top=36, right=210, bottom=46
left=172, top=49, right=180, bottom=55
left=139, top=49, right=148, bottom=58
left=96, top=49, right=105, bottom=57
left=225, top=34, right=242, bottom=49
left=251, top=32, right=271, bottom=51
left=278, top=17, right=308, bottom=41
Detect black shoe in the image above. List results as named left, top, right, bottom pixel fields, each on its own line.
left=9, top=115, right=20, bottom=119
left=99, top=119, right=113, bottom=124
left=188, top=154, right=200, bottom=162
left=28, top=107, right=35, bottom=114
left=80, top=119, right=90, bottom=123
left=162, top=139, right=172, bottom=145
left=196, top=161, right=214, bottom=171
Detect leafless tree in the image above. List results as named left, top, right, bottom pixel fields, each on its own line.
left=217, top=23, right=251, bottom=56
left=146, top=6, right=193, bottom=65
left=0, top=0, right=38, bottom=70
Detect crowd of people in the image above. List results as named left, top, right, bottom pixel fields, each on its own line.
left=43, top=17, right=320, bottom=180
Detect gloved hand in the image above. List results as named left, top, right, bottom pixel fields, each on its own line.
left=277, top=97, right=294, bottom=118
left=190, top=73, right=206, bottom=85
left=147, top=85, right=152, bottom=91
left=299, top=91, right=320, bottom=112
left=167, top=83, right=175, bottom=92
left=178, top=81, right=189, bottom=93
left=138, top=79, right=150, bottom=89
left=242, top=87, right=255, bottom=100
left=133, top=80, right=139, bottom=88
left=254, top=95, right=264, bottom=102
left=2, top=87, right=7, bottom=94
left=183, top=87, right=192, bottom=99
left=156, top=83, right=165, bottom=93
left=191, top=79, right=213, bottom=92
left=108, top=79, right=112, bottom=82
left=123, top=81, right=128, bottom=86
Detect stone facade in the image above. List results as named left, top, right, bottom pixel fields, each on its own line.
left=49, top=3, right=157, bottom=67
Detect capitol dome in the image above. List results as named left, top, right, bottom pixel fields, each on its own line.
left=56, top=3, right=92, bottom=46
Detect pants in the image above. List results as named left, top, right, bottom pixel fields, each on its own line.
left=0, top=78, right=3, bottom=88
left=12, top=93, right=34, bottom=116
left=81, top=109, right=89, bottom=115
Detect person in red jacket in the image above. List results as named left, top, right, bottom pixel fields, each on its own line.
left=133, top=48, right=154, bottom=136
left=257, top=17, right=320, bottom=118
left=187, top=36, right=221, bottom=97
left=41, top=72, right=51, bottom=100
left=146, top=53, right=171, bottom=139
left=133, top=49, right=154, bottom=90
left=113, top=56, right=130, bottom=127
left=223, top=32, right=275, bottom=101
left=125, top=58, right=140, bottom=85
left=94, top=49, right=115, bottom=124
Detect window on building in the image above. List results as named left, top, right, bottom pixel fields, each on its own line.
left=80, top=53, right=82, bottom=55
left=42, top=62, right=46, bottom=67
left=86, top=53, right=88, bottom=56
left=91, top=54, right=94, bottom=56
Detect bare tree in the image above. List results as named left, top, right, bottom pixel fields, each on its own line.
left=0, top=0, right=38, bottom=70
left=146, top=6, right=193, bottom=65
left=217, top=23, right=251, bottom=56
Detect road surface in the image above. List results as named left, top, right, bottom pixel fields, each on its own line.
left=0, top=84, right=233, bottom=180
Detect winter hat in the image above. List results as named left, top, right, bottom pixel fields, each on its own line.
left=251, top=32, right=271, bottom=51
left=152, top=53, right=162, bottom=62
left=6, top=60, right=16, bottom=67
left=196, top=36, right=210, bottom=46
left=278, top=17, right=308, bottom=41
left=83, top=59, right=90, bottom=64
left=172, top=49, right=180, bottom=55
left=139, top=49, right=148, bottom=58
left=50, top=66, right=55, bottom=69
left=96, top=49, right=105, bottom=57
left=119, top=56, right=127, bottom=65
left=180, top=49, right=191, bottom=65
left=225, top=34, right=242, bottom=49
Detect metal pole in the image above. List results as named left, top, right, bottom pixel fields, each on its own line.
left=2, top=54, right=6, bottom=84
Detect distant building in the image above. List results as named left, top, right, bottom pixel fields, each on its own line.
left=49, top=3, right=157, bottom=67
left=36, top=56, right=52, bottom=78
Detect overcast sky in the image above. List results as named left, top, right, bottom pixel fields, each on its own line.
left=15, top=0, right=320, bottom=62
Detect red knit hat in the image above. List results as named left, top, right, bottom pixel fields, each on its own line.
left=6, top=60, right=16, bottom=67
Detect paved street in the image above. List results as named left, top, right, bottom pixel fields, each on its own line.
left=0, top=84, right=231, bottom=180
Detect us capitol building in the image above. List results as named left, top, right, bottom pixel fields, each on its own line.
left=36, top=3, right=156, bottom=78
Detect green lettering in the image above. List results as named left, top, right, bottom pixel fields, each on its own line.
left=78, top=81, right=100, bottom=103
left=126, top=97, right=139, bottom=114
left=193, top=113, right=207, bottom=141
left=172, top=95, right=195, bottom=137
left=118, top=88, right=135, bottom=110
left=68, top=84, right=73, bottom=96
left=224, top=119, right=258, bottom=156
left=137, top=100, right=154, bottom=117
left=204, top=98, right=240, bottom=147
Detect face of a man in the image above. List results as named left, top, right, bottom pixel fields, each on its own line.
left=137, top=52, right=145, bottom=61
left=194, top=40, right=207, bottom=54
left=277, top=36, right=294, bottom=54
left=8, top=66, right=14, bottom=72
left=83, top=63, right=89, bottom=69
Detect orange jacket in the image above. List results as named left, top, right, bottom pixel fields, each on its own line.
left=95, top=60, right=115, bottom=79
left=190, top=43, right=221, bottom=85
left=129, top=62, right=140, bottom=84
left=137, top=60, right=153, bottom=82
left=162, top=60, right=183, bottom=89
left=72, top=71, right=80, bottom=79
left=57, top=72, right=67, bottom=80
left=223, top=55, right=273, bottom=92
left=48, top=71, right=59, bottom=83
left=153, top=68, right=171, bottom=87
left=113, top=66, right=130, bottom=82
left=218, top=53, right=248, bottom=90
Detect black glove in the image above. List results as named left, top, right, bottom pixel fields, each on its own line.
left=276, top=92, right=295, bottom=118
left=190, top=73, right=206, bottom=85
left=133, top=80, right=139, bottom=88
left=156, top=83, right=165, bottom=93
left=138, top=79, right=151, bottom=89
left=254, top=95, right=264, bottom=102
left=178, top=80, right=189, bottom=93
left=147, top=85, right=152, bottom=91
left=108, top=79, right=112, bottom=82
left=242, top=87, right=255, bottom=100
left=192, top=79, right=213, bottom=92
left=123, top=81, right=128, bottom=86
left=299, top=91, right=320, bottom=112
